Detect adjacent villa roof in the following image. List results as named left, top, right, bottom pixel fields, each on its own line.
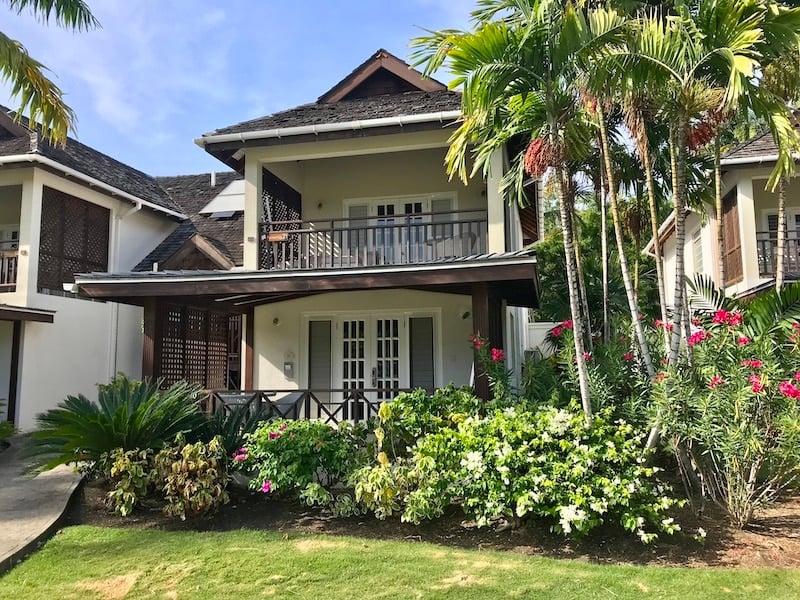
left=135, top=172, right=244, bottom=271
left=0, top=107, right=184, bottom=218
left=196, top=49, right=462, bottom=170
left=721, top=118, right=800, bottom=167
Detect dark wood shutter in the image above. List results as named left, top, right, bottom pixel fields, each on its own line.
left=722, top=189, right=743, bottom=286
left=38, top=186, right=109, bottom=292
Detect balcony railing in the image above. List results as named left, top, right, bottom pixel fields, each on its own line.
left=204, top=388, right=422, bottom=425
left=259, top=208, right=488, bottom=271
left=0, top=241, right=18, bottom=292
left=756, top=232, right=800, bottom=277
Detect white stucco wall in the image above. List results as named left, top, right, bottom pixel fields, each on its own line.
left=0, top=320, right=12, bottom=420
left=0, top=168, right=176, bottom=430
left=252, top=290, right=478, bottom=391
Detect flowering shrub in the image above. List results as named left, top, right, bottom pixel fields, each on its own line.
left=655, top=306, right=800, bottom=527
left=355, top=401, right=683, bottom=542
left=471, top=334, right=512, bottom=401
left=240, top=419, right=368, bottom=510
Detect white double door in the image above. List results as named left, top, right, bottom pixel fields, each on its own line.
left=338, top=316, right=404, bottom=401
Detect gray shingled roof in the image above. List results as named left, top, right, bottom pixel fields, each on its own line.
left=0, top=106, right=182, bottom=215
left=205, top=90, right=462, bottom=137
left=722, top=120, right=800, bottom=163
left=134, top=172, right=243, bottom=271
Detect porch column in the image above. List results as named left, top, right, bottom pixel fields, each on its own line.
left=142, top=298, right=162, bottom=380
left=471, top=282, right=503, bottom=401
left=244, top=307, right=254, bottom=390
left=243, top=158, right=264, bottom=270
left=486, top=147, right=507, bottom=254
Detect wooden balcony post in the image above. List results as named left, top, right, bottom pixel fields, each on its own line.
left=244, top=307, right=254, bottom=390
left=471, top=282, right=503, bottom=401
left=142, top=298, right=161, bottom=380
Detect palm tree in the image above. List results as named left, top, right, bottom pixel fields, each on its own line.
left=0, top=0, right=98, bottom=144
left=412, top=0, right=622, bottom=422
left=619, top=0, right=800, bottom=367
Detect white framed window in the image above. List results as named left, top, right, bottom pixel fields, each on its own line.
left=691, top=227, right=704, bottom=273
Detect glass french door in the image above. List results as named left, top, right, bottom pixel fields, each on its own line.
left=338, top=316, right=403, bottom=402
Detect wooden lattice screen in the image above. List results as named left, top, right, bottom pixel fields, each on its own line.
left=260, top=168, right=301, bottom=269
left=39, top=186, right=110, bottom=292
left=157, top=304, right=231, bottom=389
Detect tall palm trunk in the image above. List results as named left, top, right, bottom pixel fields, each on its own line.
left=598, top=151, right=611, bottom=343
left=668, top=117, right=690, bottom=366
left=634, top=114, right=669, bottom=352
left=571, top=202, right=593, bottom=351
left=777, top=177, right=787, bottom=292
left=597, top=106, right=655, bottom=379
left=554, top=165, right=592, bottom=424
left=714, top=137, right=726, bottom=289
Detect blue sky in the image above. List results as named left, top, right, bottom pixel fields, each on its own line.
left=0, top=0, right=472, bottom=176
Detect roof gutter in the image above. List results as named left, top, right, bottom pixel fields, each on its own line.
left=0, top=153, right=186, bottom=219
left=194, top=110, right=463, bottom=147
left=720, top=154, right=781, bottom=167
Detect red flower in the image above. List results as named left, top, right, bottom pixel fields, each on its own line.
left=729, top=312, right=743, bottom=326
left=749, top=374, right=765, bottom=393
left=582, top=352, right=592, bottom=362
left=491, top=348, right=505, bottom=362
left=470, top=334, right=485, bottom=350
left=708, top=375, right=723, bottom=389
left=737, top=336, right=751, bottom=346
left=712, top=310, right=730, bottom=324
left=794, top=371, right=800, bottom=381
left=623, top=352, right=634, bottom=361
left=561, top=319, right=574, bottom=330
left=688, top=330, right=710, bottom=346
left=779, top=380, right=800, bottom=399
left=691, top=318, right=701, bottom=326
left=741, top=359, right=763, bottom=369
left=552, top=326, right=563, bottom=337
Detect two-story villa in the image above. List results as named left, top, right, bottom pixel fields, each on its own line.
left=75, top=50, right=542, bottom=421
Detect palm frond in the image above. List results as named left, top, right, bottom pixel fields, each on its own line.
left=6, top=0, right=98, bottom=30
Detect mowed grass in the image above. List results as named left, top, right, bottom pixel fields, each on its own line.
left=1, top=526, right=798, bottom=599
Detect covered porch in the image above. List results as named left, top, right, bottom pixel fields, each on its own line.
left=75, top=251, right=538, bottom=420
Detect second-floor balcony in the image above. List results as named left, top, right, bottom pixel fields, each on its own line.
left=757, top=231, right=800, bottom=277
left=0, top=241, right=18, bottom=292
left=259, top=208, right=488, bottom=271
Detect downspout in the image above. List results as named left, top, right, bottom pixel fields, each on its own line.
left=107, top=201, right=142, bottom=379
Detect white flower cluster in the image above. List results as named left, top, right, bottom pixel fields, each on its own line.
left=460, top=450, right=485, bottom=475
left=558, top=504, right=588, bottom=534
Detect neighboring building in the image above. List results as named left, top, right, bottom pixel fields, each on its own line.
left=648, top=126, right=799, bottom=301
left=0, top=108, right=184, bottom=430
left=75, top=49, right=542, bottom=419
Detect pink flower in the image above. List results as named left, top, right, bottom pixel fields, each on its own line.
left=741, top=359, right=763, bottom=369
left=623, top=352, right=634, bottom=361
left=582, top=352, right=592, bottom=362
left=552, top=326, right=563, bottom=337
left=794, top=372, right=800, bottom=381
left=688, top=330, right=709, bottom=346
left=561, top=319, right=574, bottom=330
left=793, top=322, right=800, bottom=331
left=664, top=323, right=674, bottom=332
left=712, top=310, right=730, bottom=324
left=654, top=319, right=663, bottom=328
left=234, top=454, right=247, bottom=462
left=261, top=480, right=272, bottom=493
left=691, top=318, right=701, bottom=326
left=737, top=336, right=751, bottom=346
left=708, top=375, right=723, bottom=389
left=470, top=334, right=485, bottom=350
left=750, top=375, right=765, bottom=393
left=779, top=381, right=800, bottom=399
left=269, top=431, right=281, bottom=440
left=729, top=312, right=743, bottom=326
left=279, top=423, right=288, bottom=431
left=491, top=348, right=505, bottom=362
left=655, top=371, right=667, bottom=383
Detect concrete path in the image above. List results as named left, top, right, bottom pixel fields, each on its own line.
left=0, top=436, right=82, bottom=575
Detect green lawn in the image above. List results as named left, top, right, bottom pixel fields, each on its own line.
left=1, top=526, right=798, bottom=599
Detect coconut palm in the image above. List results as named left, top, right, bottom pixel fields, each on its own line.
left=411, top=0, right=629, bottom=422
left=1, top=0, right=97, bottom=144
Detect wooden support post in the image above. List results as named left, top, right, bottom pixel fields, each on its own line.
left=471, top=282, right=505, bottom=401
left=244, top=307, right=254, bottom=390
left=7, top=321, right=21, bottom=425
left=142, top=298, right=161, bottom=381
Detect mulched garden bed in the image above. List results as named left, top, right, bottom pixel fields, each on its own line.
left=62, top=479, right=800, bottom=569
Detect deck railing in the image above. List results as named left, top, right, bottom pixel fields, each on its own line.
left=205, top=388, right=417, bottom=426
left=259, top=208, right=488, bottom=271
left=0, top=241, right=18, bottom=292
left=756, top=232, right=800, bottom=277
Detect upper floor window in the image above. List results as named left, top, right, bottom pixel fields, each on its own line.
left=38, top=186, right=110, bottom=293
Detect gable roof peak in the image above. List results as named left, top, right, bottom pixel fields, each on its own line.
left=317, top=47, right=447, bottom=104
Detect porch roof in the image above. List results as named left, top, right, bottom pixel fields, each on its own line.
left=0, top=304, right=55, bottom=323
left=74, top=250, right=540, bottom=310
